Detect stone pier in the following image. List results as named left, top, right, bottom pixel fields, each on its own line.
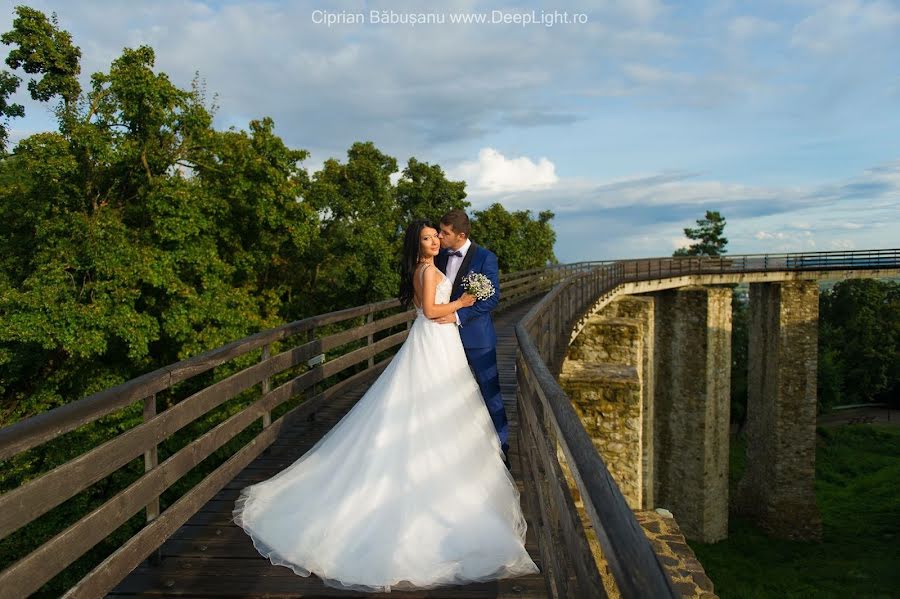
left=653, top=286, right=731, bottom=543
left=559, top=296, right=654, bottom=510
left=736, top=281, right=822, bottom=540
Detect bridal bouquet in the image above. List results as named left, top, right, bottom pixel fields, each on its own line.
left=461, top=272, right=495, bottom=301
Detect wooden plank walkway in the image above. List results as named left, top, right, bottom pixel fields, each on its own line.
left=110, top=298, right=550, bottom=598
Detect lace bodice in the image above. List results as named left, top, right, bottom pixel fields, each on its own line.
left=416, top=266, right=452, bottom=312
left=435, top=274, right=452, bottom=304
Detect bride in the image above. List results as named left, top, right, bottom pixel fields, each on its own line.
left=232, top=219, right=539, bottom=592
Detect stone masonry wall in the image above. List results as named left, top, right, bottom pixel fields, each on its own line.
left=598, top=296, right=656, bottom=508
left=559, top=361, right=643, bottom=507
left=560, top=296, right=654, bottom=509
left=653, top=286, right=731, bottom=543
left=736, top=281, right=822, bottom=540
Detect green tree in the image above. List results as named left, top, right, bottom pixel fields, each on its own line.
left=395, top=157, right=469, bottom=227
left=0, top=7, right=317, bottom=420
left=673, top=210, right=728, bottom=256
left=817, top=321, right=845, bottom=410
left=303, top=142, right=400, bottom=314
left=301, top=146, right=474, bottom=316
left=1, top=7, right=81, bottom=108
left=0, top=70, right=24, bottom=152
left=818, top=278, right=900, bottom=409
left=0, top=7, right=560, bottom=596
left=470, top=203, right=557, bottom=272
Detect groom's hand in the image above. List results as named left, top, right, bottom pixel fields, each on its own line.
left=432, top=313, right=458, bottom=325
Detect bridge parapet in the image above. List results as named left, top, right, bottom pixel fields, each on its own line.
left=0, top=264, right=573, bottom=598
left=515, top=248, right=898, bottom=597
left=1, top=248, right=896, bottom=598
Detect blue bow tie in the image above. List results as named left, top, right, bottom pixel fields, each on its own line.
left=447, top=250, right=463, bottom=257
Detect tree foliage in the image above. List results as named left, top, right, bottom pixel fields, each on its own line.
left=818, top=278, right=900, bottom=409
left=471, top=203, right=557, bottom=272
left=0, top=7, right=558, bottom=595
left=0, top=6, right=550, bottom=424
left=0, top=69, right=24, bottom=152
left=673, top=210, right=728, bottom=257
left=396, top=157, right=468, bottom=226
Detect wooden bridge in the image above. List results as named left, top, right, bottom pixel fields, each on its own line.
left=1, top=249, right=898, bottom=598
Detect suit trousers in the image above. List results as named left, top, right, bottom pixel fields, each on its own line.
left=463, top=346, right=509, bottom=455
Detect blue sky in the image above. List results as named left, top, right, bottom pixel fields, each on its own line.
left=2, top=0, right=898, bottom=261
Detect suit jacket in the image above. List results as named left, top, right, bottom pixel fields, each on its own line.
left=436, top=242, right=501, bottom=349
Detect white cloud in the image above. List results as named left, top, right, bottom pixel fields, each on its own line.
left=622, top=63, right=692, bottom=86
left=830, top=239, right=856, bottom=249
left=754, top=231, right=789, bottom=240
left=467, top=159, right=899, bottom=260
left=614, top=0, right=666, bottom=23
left=791, top=0, right=900, bottom=53
left=451, top=148, right=558, bottom=193
left=728, top=15, right=779, bottom=41
left=671, top=235, right=692, bottom=250
left=1, top=0, right=897, bottom=264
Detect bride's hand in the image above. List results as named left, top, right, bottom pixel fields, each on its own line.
left=432, top=314, right=457, bottom=324
left=458, top=293, right=476, bottom=308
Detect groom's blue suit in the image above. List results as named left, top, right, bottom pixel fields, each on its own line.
left=437, top=242, right=510, bottom=456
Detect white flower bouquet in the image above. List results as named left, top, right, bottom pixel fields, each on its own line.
left=460, top=272, right=496, bottom=301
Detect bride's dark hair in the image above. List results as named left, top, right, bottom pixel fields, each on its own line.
left=399, top=219, right=438, bottom=309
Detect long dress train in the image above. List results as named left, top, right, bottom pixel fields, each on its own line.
left=232, top=268, right=539, bottom=592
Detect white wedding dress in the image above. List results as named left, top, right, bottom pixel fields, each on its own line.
left=232, top=267, right=539, bottom=592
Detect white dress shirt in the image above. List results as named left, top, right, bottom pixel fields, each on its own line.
left=445, top=238, right=471, bottom=286
left=445, top=238, right=471, bottom=326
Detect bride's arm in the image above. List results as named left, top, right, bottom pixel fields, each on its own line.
left=418, top=266, right=474, bottom=319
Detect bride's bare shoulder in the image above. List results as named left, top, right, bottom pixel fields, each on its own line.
left=419, top=263, right=443, bottom=280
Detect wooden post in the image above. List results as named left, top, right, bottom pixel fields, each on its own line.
left=260, top=344, right=271, bottom=428
left=366, top=312, right=375, bottom=368
left=308, top=328, right=317, bottom=402
left=143, top=394, right=161, bottom=566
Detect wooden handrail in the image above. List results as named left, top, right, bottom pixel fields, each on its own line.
left=0, top=262, right=569, bottom=599
left=0, top=297, right=400, bottom=461
left=513, top=247, right=900, bottom=597
left=2, top=249, right=898, bottom=598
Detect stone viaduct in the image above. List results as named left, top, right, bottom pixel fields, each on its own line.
left=558, top=263, right=899, bottom=544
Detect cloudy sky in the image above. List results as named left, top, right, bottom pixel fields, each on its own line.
left=2, top=0, right=898, bottom=261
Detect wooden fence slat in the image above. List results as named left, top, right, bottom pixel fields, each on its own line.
left=366, top=312, right=375, bottom=368
left=142, top=395, right=159, bottom=526
left=517, top=324, right=676, bottom=598
left=0, top=371, right=302, bottom=597
left=0, top=312, right=422, bottom=541
left=319, top=309, right=412, bottom=355
left=60, top=413, right=285, bottom=599
left=60, top=335, right=414, bottom=599
left=518, top=365, right=606, bottom=596
left=518, top=390, right=570, bottom=598
left=0, top=299, right=403, bottom=461
left=0, top=347, right=298, bottom=539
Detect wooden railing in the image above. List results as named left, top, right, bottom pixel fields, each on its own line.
left=514, top=247, right=900, bottom=597
left=2, top=248, right=897, bottom=598
left=0, top=263, right=575, bottom=599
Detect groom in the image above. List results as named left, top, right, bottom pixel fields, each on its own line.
left=433, top=209, right=510, bottom=469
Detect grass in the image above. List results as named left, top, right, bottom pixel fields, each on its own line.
left=689, top=425, right=900, bottom=599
